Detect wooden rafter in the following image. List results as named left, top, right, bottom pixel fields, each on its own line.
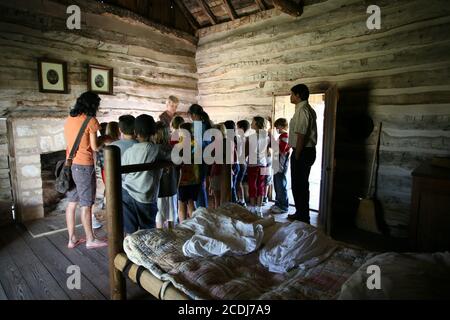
left=197, top=0, right=218, bottom=25
left=272, top=0, right=304, bottom=17
left=222, top=0, right=237, bottom=20
left=173, top=0, right=200, bottom=30
left=254, top=0, right=266, bottom=11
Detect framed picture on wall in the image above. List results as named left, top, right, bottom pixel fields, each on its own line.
left=37, top=59, right=68, bottom=93
left=88, top=64, right=113, bottom=95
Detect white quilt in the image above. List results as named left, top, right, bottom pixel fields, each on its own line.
left=179, top=207, right=275, bottom=258
left=259, top=221, right=338, bottom=273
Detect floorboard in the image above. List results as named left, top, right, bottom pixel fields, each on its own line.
left=0, top=227, right=36, bottom=300
left=46, top=232, right=111, bottom=298
left=0, top=281, right=7, bottom=300
left=0, top=226, right=69, bottom=300
left=0, top=254, right=34, bottom=300
left=54, top=229, right=150, bottom=299
left=23, top=213, right=81, bottom=238
left=19, top=225, right=106, bottom=300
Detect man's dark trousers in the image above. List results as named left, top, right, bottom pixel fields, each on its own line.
left=290, top=147, right=316, bottom=223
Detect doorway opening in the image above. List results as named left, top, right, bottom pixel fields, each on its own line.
left=273, top=93, right=325, bottom=212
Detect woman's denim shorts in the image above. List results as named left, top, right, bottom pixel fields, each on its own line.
left=67, top=164, right=96, bottom=207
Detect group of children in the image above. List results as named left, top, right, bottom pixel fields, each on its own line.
left=95, top=99, right=292, bottom=235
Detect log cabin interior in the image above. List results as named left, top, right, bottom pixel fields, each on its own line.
left=0, top=0, right=450, bottom=301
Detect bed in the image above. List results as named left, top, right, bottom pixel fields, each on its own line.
left=104, top=146, right=450, bottom=300
left=121, top=203, right=376, bottom=300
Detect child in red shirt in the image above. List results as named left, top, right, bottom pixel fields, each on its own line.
left=271, top=118, right=291, bottom=214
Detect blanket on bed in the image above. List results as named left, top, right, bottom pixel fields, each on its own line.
left=177, top=207, right=274, bottom=258
left=123, top=203, right=375, bottom=299
left=259, top=221, right=338, bottom=273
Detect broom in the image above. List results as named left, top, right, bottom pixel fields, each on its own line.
left=355, top=122, right=382, bottom=234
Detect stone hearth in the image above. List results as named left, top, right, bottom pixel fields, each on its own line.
left=8, top=117, right=66, bottom=222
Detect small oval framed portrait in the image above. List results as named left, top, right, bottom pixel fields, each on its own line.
left=88, top=64, right=113, bottom=95
left=37, top=59, right=68, bottom=93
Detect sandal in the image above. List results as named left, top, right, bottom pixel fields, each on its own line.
left=67, top=238, right=86, bottom=249
left=86, top=239, right=108, bottom=249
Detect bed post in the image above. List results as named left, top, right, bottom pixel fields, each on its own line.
left=105, top=145, right=126, bottom=300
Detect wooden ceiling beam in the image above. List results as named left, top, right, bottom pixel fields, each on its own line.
left=254, top=0, right=266, bottom=11
left=173, top=0, right=200, bottom=30
left=197, top=0, right=218, bottom=25
left=222, top=0, right=237, bottom=20
left=272, top=0, right=304, bottom=17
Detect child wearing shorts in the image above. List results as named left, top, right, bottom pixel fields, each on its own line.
left=245, top=116, right=270, bottom=217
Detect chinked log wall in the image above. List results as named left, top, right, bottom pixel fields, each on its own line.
left=0, top=0, right=198, bottom=223
left=196, top=0, right=450, bottom=236
left=0, top=0, right=198, bottom=121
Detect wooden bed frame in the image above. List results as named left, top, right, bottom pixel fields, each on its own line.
left=104, top=145, right=232, bottom=300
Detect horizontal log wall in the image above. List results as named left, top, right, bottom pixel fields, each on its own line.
left=0, top=0, right=198, bottom=222
left=196, top=0, right=450, bottom=236
left=0, top=0, right=198, bottom=121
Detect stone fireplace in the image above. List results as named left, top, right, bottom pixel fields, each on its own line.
left=41, top=150, right=67, bottom=215
left=8, top=117, right=67, bottom=222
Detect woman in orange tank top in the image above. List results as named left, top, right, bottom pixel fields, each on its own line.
left=64, top=92, right=108, bottom=249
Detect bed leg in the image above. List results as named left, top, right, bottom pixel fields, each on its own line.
left=105, top=145, right=126, bottom=300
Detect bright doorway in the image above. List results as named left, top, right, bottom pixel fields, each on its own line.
left=273, top=94, right=325, bottom=211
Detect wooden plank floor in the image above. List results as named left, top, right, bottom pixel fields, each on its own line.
left=0, top=281, right=7, bottom=300
left=0, top=201, right=318, bottom=300
left=0, top=223, right=152, bottom=300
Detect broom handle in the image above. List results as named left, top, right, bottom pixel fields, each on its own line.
left=367, top=122, right=382, bottom=198
left=271, top=93, right=275, bottom=136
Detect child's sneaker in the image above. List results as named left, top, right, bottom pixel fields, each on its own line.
left=238, top=201, right=247, bottom=208
left=92, top=214, right=103, bottom=229
left=262, top=197, right=269, bottom=205
left=271, top=205, right=288, bottom=214
left=248, top=206, right=259, bottom=216
left=256, top=206, right=264, bottom=217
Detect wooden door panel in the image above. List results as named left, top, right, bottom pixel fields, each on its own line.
left=319, top=85, right=338, bottom=235
left=0, top=118, right=13, bottom=226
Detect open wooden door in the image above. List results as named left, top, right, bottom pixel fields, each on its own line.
left=0, top=118, right=13, bottom=226
left=318, top=85, right=338, bottom=235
